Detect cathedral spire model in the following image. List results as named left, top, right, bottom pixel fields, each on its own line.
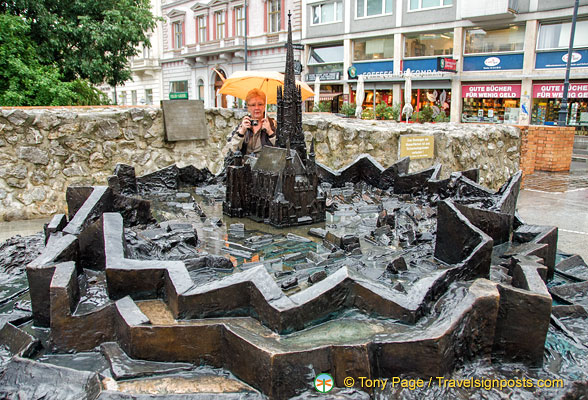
left=276, top=11, right=306, bottom=162
left=223, top=11, right=324, bottom=228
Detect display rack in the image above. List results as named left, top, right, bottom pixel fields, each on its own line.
left=462, top=98, right=519, bottom=124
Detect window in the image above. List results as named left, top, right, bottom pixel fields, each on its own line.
left=215, top=11, right=225, bottom=40
left=308, top=45, right=344, bottom=75
left=145, top=89, right=153, bottom=105
left=235, top=7, right=245, bottom=36
left=198, top=16, right=207, bottom=42
left=142, top=38, right=151, bottom=59
left=537, top=20, right=588, bottom=50
left=465, top=26, right=525, bottom=54
left=404, top=32, right=453, bottom=58
left=198, top=80, right=205, bottom=100
left=170, top=80, right=188, bottom=93
left=268, top=0, right=281, bottom=33
left=353, top=37, right=394, bottom=60
left=308, top=45, right=344, bottom=64
left=409, top=0, right=452, bottom=11
left=312, top=1, right=343, bottom=24
left=172, top=21, right=183, bottom=48
left=356, top=0, right=392, bottom=18
left=120, top=91, right=127, bottom=105
left=131, top=90, right=137, bottom=105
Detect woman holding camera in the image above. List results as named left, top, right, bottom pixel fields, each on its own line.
left=229, top=88, right=277, bottom=156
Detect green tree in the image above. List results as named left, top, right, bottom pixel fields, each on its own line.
left=0, top=13, right=107, bottom=106
left=1, top=0, right=157, bottom=87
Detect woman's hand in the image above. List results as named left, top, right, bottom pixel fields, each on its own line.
left=261, top=118, right=273, bottom=135
left=238, top=116, right=252, bottom=135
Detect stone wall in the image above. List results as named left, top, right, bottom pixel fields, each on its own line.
left=0, top=107, right=520, bottom=221
left=304, top=114, right=520, bottom=189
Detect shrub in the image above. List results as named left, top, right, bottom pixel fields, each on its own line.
left=340, top=102, right=357, bottom=117
left=375, top=103, right=389, bottom=119
left=434, top=112, right=450, bottom=122
left=390, top=103, right=401, bottom=121
left=362, top=108, right=374, bottom=120
left=419, top=106, right=435, bottom=122
left=313, top=101, right=331, bottom=112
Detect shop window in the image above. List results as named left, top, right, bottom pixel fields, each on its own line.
left=465, top=26, right=525, bottom=54
left=170, top=80, right=188, bottom=94
left=235, top=7, right=245, bottom=36
left=537, top=20, right=588, bottom=50
left=312, top=1, right=343, bottom=25
left=215, top=11, right=225, bottom=40
left=404, top=32, right=453, bottom=58
left=409, top=0, right=452, bottom=11
left=532, top=100, right=588, bottom=126
left=268, top=0, right=281, bottom=33
left=356, top=0, right=392, bottom=18
left=145, top=89, right=153, bottom=105
left=197, top=16, right=207, bottom=42
left=353, top=37, right=394, bottom=61
left=463, top=98, right=520, bottom=124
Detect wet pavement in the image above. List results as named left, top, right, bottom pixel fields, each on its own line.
left=0, top=218, right=49, bottom=243
left=518, top=162, right=588, bottom=263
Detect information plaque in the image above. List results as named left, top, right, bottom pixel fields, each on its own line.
left=399, top=135, right=434, bottom=159
left=161, top=100, right=208, bottom=141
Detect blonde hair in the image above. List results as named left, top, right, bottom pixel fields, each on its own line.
left=246, top=88, right=266, bottom=105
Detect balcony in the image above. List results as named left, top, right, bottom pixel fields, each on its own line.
left=461, top=0, right=518, bottom=21
left=130, top=58, right=160, bottom=72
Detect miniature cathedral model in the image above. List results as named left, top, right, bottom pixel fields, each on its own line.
left=223, top=12, right=326, bottom=227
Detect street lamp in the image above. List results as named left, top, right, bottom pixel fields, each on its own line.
left=558, top=0, right=580, bottom=126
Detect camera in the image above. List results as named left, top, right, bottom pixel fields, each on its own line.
left=251, top=119, right=259, bottom=126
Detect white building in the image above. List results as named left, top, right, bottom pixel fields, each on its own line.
left=160, top=0, right=303, bottom=108
left=101, top=0, right=165, bottom=106
left=301, top=0, right=588, bottom=125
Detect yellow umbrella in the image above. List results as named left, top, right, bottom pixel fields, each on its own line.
left=218, top=70, right=314, bottom=105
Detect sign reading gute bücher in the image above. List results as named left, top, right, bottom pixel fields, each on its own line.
left=399, top=135, right=434, bottom=159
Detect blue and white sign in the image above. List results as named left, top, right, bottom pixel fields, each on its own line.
left=402, top=58, right=438, bottom=73
left=463, top=54, right=524, bottom=71
left=353, top=61, right=394, bottom=76
left=536, top=49, right=588, bottom=69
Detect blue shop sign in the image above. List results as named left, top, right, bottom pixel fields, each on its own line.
left=463, top=54, right=523, bottom=71
left=353, top=61, right=394, bottom=76
left=402, top=58, right=438, bottom=73
left=536, top=49, right=588, bottom=69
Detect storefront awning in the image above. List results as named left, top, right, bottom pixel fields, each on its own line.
left=319, top=92, right=343, bottom=101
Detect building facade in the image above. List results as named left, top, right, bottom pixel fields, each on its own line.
left=100, top=0, right=165, bottom=106
left=159, top=0, right=303, bottom=108
left=301, top=0, right=588, bottom=126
